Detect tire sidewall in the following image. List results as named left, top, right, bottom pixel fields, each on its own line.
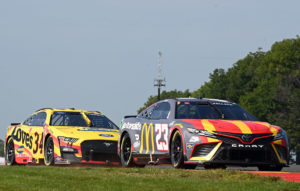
left=5, top=137, right=15, bottom=166
left=171, top=131, right=184, bottom=168
left=120, top=133, right=133, bottom=167
left=44, top=137, right=54, bottom=166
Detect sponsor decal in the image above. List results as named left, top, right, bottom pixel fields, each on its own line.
left=189, top=136, right=200, bottom=143
left=11, top=127, right=33, bottom=149
left=55, top=156, right=68, bottom=163
left=16, top=154, right=28, bottom=158
left=232, top=144, right=264, bottom=148
left=140, top=123, right=169, bottom=154
left=122, top=122, right=142, bottom=130
left=187, top=143, right=194, bottom=150
left=99, top=134, right=114, bottom=137
left=77, top=128, right=115, bottom=132
left=16, top=145, right=25, bottom=154
left=140, top=123, right=155, bottom=154
left=135, top=134, right=139, bottom=141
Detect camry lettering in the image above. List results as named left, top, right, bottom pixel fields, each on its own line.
left=232, top=144, right=264, bottom=148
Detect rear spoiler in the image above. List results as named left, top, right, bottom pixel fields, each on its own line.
left=11, top=123, right=20, bottom=126
left=124, top=115, right=137, bottom=119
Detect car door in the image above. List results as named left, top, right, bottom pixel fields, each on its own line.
left=138, top=102, right=171, bottom=155
left=30, top=112, right=47, bottom=162
left=150, top=102, right=171, bottom=154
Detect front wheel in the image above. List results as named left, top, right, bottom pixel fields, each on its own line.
left=44, top=137, right=55, bottom=166
left=5, top=138, right=16, bottom=166
left=120, top=133, right=135, bottom=167
left=171, top=131, right=185, bottom=168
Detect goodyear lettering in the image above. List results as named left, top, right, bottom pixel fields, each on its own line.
left=12, top=127, right=33, bottom=149
left=140, top=123, right=155, bottom=154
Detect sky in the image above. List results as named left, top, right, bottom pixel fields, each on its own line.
left=1, top=0, right=300, bottom=140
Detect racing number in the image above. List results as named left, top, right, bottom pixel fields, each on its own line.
left=155, top=124, right=168, bottom=151
left=33, top=132, right=44, bottom=154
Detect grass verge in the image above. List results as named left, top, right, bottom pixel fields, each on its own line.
left=0, top=166, right=299, bottom=191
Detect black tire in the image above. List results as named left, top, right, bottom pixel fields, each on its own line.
left=120, top=133, right=135, bottom=167
left=258, top=165, right=283, bottom=171
left=5, top=138, right=16, bottom=166
left=171, top=131, right=185, bottom=168
left=44, top=137, right=55, bottom=166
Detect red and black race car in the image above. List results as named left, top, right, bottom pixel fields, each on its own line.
left=118, top=98, right=289, bottom=170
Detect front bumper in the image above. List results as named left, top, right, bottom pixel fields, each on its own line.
left=185, top=137, right=288, bottom=167
left=56, top=140, right=120, bottom=165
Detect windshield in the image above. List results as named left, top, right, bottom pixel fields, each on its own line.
left=86, top=113, right=119, bottom=129
left=175, top=101, right=257, bottom=121
left=50, top=112, right=87, bottom=126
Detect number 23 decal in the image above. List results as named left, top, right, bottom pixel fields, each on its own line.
left=33, top=132, right=43, bottom=154
left=155, top=124, right=168, bottom=151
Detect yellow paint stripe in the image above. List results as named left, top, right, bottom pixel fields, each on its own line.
left=139, top=123, right=147, bottom=153
left=253, top=121, right=269, bottom=127
left=271, top=144, right=287, bottom=164
left=227, top=120, right=252, bottom=134
left=201, top=119, right=216, bottom=132
left=190, top=142, right=222, bottom=161
left=269, top=126, right=279, bottom=136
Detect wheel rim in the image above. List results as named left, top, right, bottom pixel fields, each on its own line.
left=6, top=140, right=14, bottom=163
left=45, top=140, right=54, bottom=164
left=122, top=136, right=131, bottom=163
left=172, top=134, right=182, bottom=164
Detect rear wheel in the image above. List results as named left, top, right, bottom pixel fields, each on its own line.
left=44, top=137, right=55, bottom=166
left=120, top=133, right=135, bottom=167
left=258, top=165, right=283, bottom=171
left=6, top=138, right=16, bottom=166
left=171, top=131, right=185, bottom=168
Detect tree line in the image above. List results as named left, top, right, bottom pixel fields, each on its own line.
left=139, top=36, right=300, bottom=163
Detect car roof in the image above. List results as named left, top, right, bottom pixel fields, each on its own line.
left=35, top=108, right=102, bottom=114
left=169, top=97, right=232, bottom=104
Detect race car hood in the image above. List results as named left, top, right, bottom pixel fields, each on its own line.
left=182, top=119, right=280, bottom=135
left=48, top=126, right=119, bottom=141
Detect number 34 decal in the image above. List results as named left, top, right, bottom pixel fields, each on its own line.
left=155, top=124, right=168, bottom=151
left=33, top=132, right=43, bottom=154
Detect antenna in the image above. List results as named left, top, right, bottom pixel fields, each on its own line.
left=154, top=51, right=166, bottom=100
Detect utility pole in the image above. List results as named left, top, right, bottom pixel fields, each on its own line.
left=154, top=51, right=166, bottom=101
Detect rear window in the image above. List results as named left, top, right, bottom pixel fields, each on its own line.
left=50, top=112, right=87, bottom=126
left=85, top=113, right=119, bottom=129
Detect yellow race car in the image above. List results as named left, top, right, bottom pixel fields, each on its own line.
left=4, top=108, right=120, bottom=166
